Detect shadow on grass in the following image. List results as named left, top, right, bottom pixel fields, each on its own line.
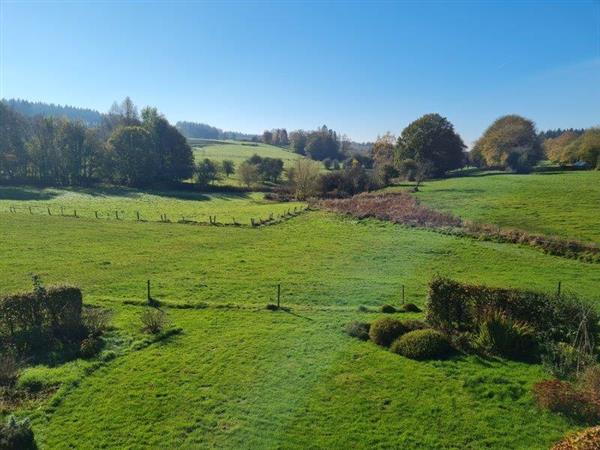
left=0, top=186, right=60, bottom=201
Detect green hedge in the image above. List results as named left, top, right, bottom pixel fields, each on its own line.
left=425, top=277, right=598, bottom=345
left=0, top=285, right=82, bottom=338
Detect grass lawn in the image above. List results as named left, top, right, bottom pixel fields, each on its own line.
left=192, top=140, right=305, bottom=186
left=410, top=170, right=600, bottom=244
left=2, top=208, right=599, bottom=447
left=0, top=185, right=305, bottom=225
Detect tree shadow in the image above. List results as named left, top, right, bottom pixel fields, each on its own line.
left=0, top=186, right=60, bottom=201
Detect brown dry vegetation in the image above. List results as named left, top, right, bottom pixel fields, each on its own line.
left=320, top=191, right=462, bottom=228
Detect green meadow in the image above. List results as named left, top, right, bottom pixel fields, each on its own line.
left=2, top=187, right=600, bottom=448
left=412, top=170, right=600, bottom=244
left=0, top=186, right=305, bottom=225
left=192, top=140, right=304, bottom=186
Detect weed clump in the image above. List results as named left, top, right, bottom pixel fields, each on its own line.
left=552, top=426, right=600, bottom=450
left=533, top=379, right=600, bottom=424
left=391, top=329, right=451, bottom=360
left=344, top=321, right=370, bottom=341
left=369, top=318, right=406, bottom=347
left=140, top=308, right=167, bottom=334
left=474, top=310, right=537, bottom=361
left=380, top=304, right=397, bottom=314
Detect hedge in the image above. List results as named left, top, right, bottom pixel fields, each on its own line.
left=425, top=277, right=598, bottom=345
left=0, top=285, right=83, bottom=338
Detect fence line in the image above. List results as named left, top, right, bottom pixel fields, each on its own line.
left=3, top=204, right=311, bottom=228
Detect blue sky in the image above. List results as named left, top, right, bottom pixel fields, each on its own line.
left=1, top=1, right=599, bottom=144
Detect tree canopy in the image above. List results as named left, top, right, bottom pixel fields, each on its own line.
left=472, top=115, right=543, bottom=172
left=396, top=114, right=465, bottom=177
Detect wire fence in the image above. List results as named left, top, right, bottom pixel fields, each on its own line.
left=3, top=204, right=311, bottom=227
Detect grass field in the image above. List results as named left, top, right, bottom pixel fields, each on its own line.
left=191, top=140, right=305, bottom=186
left=411, top=170, right=600, bottom=244
left=2, top=202, right=600, bottom=448
left=0, top=185, right=305, bottom=225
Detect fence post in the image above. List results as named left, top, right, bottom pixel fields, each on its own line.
left=95, top=211, right=98, bottom=219
left=115, top=210, right=119, bottom=220
left=557, top=281, right=562, bottom=296
left=47, top=207, right=51, bottom=216
left=277, top=283, right=281, bottom=309
left=29, top=206, right=32, bottom=214
left=74, top=210, right=77, bottom=218
left=147, top=279, right=151, bottom=302
left=401, top=284, right=405, bottom=303
left=60, top=206, right=64, bottom=216
left=136, top=211, right=140, bottom=221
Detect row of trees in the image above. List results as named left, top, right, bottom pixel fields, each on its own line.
left=262, top=129, right=289, bottom=146
left=176, top=121, right=257, bottom=141
left=0, top=98, right=195, bottom=187
left=544, top=129, right=600, bottom=168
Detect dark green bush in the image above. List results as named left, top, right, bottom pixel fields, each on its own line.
left=426, top=277, right=599, bottom=346
left=0, top=415, right=36, bottom=450
left=0, top=351, right=20, bottom=387
left=390, top=329, right=451, bottom=360
left=380, top=304, right=397, bottom=313
left=79, top=337, right=102, bottom=359
left=400, top=319, right=429, bottom=332
left=399, top=303, right=422, bottom=313
left=474, top=310, right=537, bottom=360
left=369, top=318, right=407, bottom=347
left=344, top=321, right=370, bottom=341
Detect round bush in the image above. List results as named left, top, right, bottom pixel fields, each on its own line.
left=381, top=304, right=397, bottom=314
left=369, top=318, right=407, bottom=347
left=344, top=321, right=370, bottom=341
left=391, top=329, right=451, bottom=360
left=399, top=303, right=422, bottom=313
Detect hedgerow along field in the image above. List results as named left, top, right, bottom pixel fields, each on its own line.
left=410, top=170, right=600, bottom=244
left=0, top=186, right=306, bottom=225
left=191, top=139, right=305, bottom=186
left=2, top=189, right=600, bottom=448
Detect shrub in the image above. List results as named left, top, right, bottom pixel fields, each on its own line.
left=474, top=310, right=537, bottom=360
left=381, top=304, right=397, bottom=314
left=82, top=306, right=111, bottom=338
left=0, top=415, right=36, bottom=450
left=344, top=321, right=370, bottom=341
left=399, top=303, right=422, bottom=313
left=552, top=425, right=600, bottom=450
left=400, top=319, right=429, bottom=332
left=533, top=380, right=600, bottom=424
left=425, top=277, right=599, bottom=347
left=357, top=305, right=370, bottom=313
left=140, top=308, right=167, bottom=334
left=369, top=318, right=407, bottom=347
left=542, top=342, right=595, bottom=379
left=0, top=351, right=20, bottom=387
left=580, top=366, right=600, bottom=396
left=390, top=329, right=451, bottom=360
left=79, top=337, right=102, bottom=359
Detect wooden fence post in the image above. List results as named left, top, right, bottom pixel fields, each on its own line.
left=47, top=207, right=51, bottom=216
left=401, top=284, right=405, bottom=303
left=29, top=206, right=32, bottom=214
left=277, top=283, right=281, bottom=309
left=95, top=211, right=98, bottom=219
left=557, top=281, right=562, bottom=296
left=136, top=211, right=140, bottom=221
left=147, top=279, right=151, bottom=302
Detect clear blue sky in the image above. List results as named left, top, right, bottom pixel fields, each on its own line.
left=1, top=1, right=599, bottom=144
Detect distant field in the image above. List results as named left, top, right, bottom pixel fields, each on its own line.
left=191, top=140, right=305, bottom=186
left=411, top=170, right=600, bottom=244
left=0, top=185, right=305, bottom=224
left=2, top=211, right=599, bottom=448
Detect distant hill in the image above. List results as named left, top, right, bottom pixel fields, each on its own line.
left=2, top=98, right=103, bottom=126
left=176, top=121, right=258, bottom=141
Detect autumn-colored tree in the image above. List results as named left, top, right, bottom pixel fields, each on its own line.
left=371, top=132, right=396, bottom=167
left=473, top=115, right=543, bottom=172
left=544, top=131, right=580, bottom=164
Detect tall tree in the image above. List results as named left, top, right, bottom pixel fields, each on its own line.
left=107, top=126, right=157, bottom=186
left=396, top=114, right=465, bottom=177
left=473, top=115, right=543, bottom=172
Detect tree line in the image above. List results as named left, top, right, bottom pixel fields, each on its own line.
left=0, top=98, right=194, bottom=187
left=176, top=120, right=257, bottom=141
left=2, top=98, right=103, bottom=127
